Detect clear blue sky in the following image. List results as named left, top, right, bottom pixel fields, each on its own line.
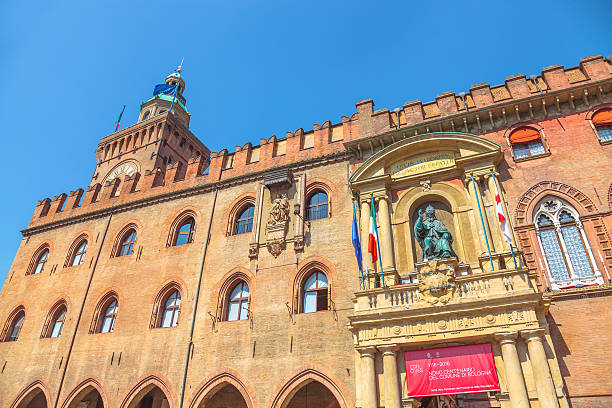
left=0, top=1, right=610, bottom=286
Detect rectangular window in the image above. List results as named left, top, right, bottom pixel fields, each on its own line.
left=513, top=140, right=545, bottom=159
left=539, top=228, right=570, bottom=281
left=560, top=225, right=593, bottom=278
left=597, top=125, right=612, bottom=142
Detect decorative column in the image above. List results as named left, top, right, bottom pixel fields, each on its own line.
left=376, top=195, right=396, bottom=285
left=380, top=345, right=401, bottom=408
left=358, top=346, right=379, bottom=408
left=361, top=197, right=375, bottom=286
left=522, top=329, right=560, bottom=408
left=494, top=332, right=530, bottom=408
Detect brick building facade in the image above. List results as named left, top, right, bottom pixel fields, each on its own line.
left=1, top=55, right=611, bottom=408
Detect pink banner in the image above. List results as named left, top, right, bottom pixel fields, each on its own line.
left=404, top=343, right=500, bottom=397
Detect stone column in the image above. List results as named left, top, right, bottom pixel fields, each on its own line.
left=361, top=197, right=375, bottom=285
left=358, top=346, right=378, bottom=408
left=522, top=329, right=560, bottom=408
left=494, top=332, right=530, bottom=408
left=380, top=345, right=401, bottom=408
left=377, top=195, right=396, bottom=285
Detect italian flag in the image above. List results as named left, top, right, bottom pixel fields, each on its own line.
left=493, top=180, right=513, bottom=245
left=368, top=199, right=379, bottom=263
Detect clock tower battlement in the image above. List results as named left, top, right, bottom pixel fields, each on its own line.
left=91, top=68, right=210, bottom=190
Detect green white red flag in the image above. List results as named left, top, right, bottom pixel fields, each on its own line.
left=368, top=199, right=379, bottom=263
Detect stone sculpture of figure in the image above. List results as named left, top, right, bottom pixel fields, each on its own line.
left=268, top=193, right=290, bottom=225
left=414, top=204, right=453, bottom=261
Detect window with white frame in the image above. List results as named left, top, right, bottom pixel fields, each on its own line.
left=534, top=197, right=603, bottom=289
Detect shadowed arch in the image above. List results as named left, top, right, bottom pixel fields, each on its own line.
left=189, top=371, right=255, bottom=408
left=514, top=181, right=597, bottom=226
left=269, top=369, right=349, bottom=408
left=119, top=374, right=176, bottom=408
left=10, top=380, right=50, bottom=408
left=61, top=378, right=107, bottom=408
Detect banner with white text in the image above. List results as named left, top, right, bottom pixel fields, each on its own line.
left=404, top=343, right=500, bottom=397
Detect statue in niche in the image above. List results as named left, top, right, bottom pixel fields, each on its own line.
left=268, top=193, right=290, bottom=226
left=414, top=204, right=454, bottom=261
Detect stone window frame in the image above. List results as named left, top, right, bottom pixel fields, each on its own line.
left=215, top=271, right=252, bottom=323
left=504, top=124, right=551, bottom=163
left=111, top=223, right=139, bottom=258
left=150, top=282, right=184, bottom=329
left=227, top=196, right=256, bottom=236
left=1, top=305, right=26, bottom=342
left=89, top=291, right=120, bottom=334
left=64, top=233, right=89, bottom=268
left=167, top=210, right=197, bottom=247
left=26, top=243, right=51, bottom=275
left=585, top=104, right=612, bottom=146
left=292, top=261, right=333, bottom=314
left=304, top=182, right=332, bottom=221
left=41, top=299, right=68, bottom=339
left=533, top=196, right=603, bottom=290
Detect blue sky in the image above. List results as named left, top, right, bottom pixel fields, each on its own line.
left=0, top=1, right=610, bottom=286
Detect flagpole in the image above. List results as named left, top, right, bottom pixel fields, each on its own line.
left=353, top=199, right=365, bottom=290
left=114, top=105, right=126, bottom=132
left=168, top=59, right=183, bottom=116
left=471, top=174, right=495, bottom=271
left=491, top=170, right=518, bottom=268
left=371, top=193, right=385, bottom=287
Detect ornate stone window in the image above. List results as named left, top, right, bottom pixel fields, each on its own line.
left=302, top=270, right=329, bottom=313
left=67, top=236, right=88, bottom=267
left=591, top=108, right=612, bottom=143
left=306, top=191, right=329, bottom=221
left=234, top=205, right=254, bottom=235
left=169, top=212, right=196, bottom=246
left=2, top=307, right=25, bottom=342
left=226, top=281, right=250, bottom=321
left=28, top=245, right=50, bottom=275
left=42, top=300, right=68, bottom=338
left=534, top=197, right=603, bottom=289
left=90, top=293, right=119, bottom=334
left=117, top=228, right=137, bottom=257
left=509, top=127, right=546, bottom=160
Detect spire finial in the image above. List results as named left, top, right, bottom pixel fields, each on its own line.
left=177, top=57, right=184, bottom=74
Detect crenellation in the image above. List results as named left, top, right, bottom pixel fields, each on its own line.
left=436, top=91, right=458, bottom=116
left=120, top=173, right=141, bottom=196
left=50, top=193, right=68, bottom=214
left=403, top=100, right=424, bottom=125
left=580, top=54, right=609, bottom=80
left=542, top=64, right=571, bottom=90
left=65, top=188, right=84, bottom=210
left=505, top=74, right=531, bottom=99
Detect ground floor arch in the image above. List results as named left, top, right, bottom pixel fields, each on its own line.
left=62, top=381, right=105, bottom=408
left=197, top=383, right=248, bottom=408
left=12, top=383, right=49, bottom=408
left=283, top=380, right=341, bottom=408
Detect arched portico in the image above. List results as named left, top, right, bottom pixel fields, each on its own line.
left=270, top=369, right=349, bottom=408
left=188, top=372, right=254, bottom=408
left=11, top=382, right=50, bottom=408
left=61, top=379, right=106, bottom=408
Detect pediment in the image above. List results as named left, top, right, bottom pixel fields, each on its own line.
left=349, top=132, right=501, bottom=183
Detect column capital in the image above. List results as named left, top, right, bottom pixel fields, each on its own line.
left=521, top=327, right=546, bottom=343
left=494, top=331, right=519, bottom=345
left=378, top=344, right=399, bottom=356
left=357, top=346, right=377, bottom=358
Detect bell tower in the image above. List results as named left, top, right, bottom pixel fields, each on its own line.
left=91, top=66, right=210, bottom=188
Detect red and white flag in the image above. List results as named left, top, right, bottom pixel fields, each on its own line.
left=368, top=199, right=379, bottom=263
left=493, top=181, right=512, bottom=245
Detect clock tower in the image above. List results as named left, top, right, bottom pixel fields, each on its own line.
left=91, top=66, right=210, bottom=189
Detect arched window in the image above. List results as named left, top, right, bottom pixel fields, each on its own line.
left=117, top=229, right=137, bottom=256
left=302, top=270, right=329, bottom=313
left=534, top=197, right=602, bottom=289
left=5, top=310, right=25, bottom=342
left=234, top=205, right=254, bottom=235
left=509, top=127, right=546, bottom=159
left=226, top=281, right=249, bottom=321
left=142, top=110, right=151, bottom=121
left=591, top=108, right=612, bottom=142
left=174, top=217, right=195, bottom=246
left=49, top=307, right=66, bottom=338
left=306, top=191, right=329, bottom=220
left=71, top=240, right=88, bottom=266
left=160, top=290, right=181, bottom=327
left=100, top=299, right=118, bottom=333
left=30, top=247, right=49, bottom=275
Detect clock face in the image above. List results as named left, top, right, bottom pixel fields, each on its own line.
left=104, top=161, right=139, bottom=184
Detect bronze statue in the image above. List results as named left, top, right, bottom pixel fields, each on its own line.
left=414, top=204, right=453, bottom=261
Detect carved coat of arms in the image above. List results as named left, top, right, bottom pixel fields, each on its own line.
left=417, top=259, right=457, bottom=305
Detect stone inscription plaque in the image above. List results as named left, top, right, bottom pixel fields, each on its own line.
left=391, top=152, right=455, bottom=178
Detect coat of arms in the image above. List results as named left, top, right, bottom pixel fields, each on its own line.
left=417, top=259, right=457, bottom=305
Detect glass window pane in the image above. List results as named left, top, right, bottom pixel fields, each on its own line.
left=303, top=292, right=317, bottom=313
left=528, top=140, right=545, bottom=155
left=239, top=300, right=249, bottom=320
left=317, top=272, right=328, bottom=288
left=304, top=273, right=317, bottom=290
left=230, top=284, right=243, bottom=300
left=228, top=301, right=240, bottom=321
left=175, top=233, right=189, bottom=246
left=560, top=225, right=594, bottom=278
left=597, top=125, right=612, bottom=141
left=34, top=262, right=45, bottom=274
left=51, top=320, right=63, bottom=338
left=316, top=289, right=328, bottom=311
left=241, top=283, right=249, bottom=297
left=161, top=309, right=173, bottom=328
left=101, top=316, right=112, bottom=333
left=172, top=310, right=179, bottom=327
left=539, top=229, right=570, bottom=281
left=178, top=222, right=192, bottom=234
left=513, top=144, right=528, bottom=159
